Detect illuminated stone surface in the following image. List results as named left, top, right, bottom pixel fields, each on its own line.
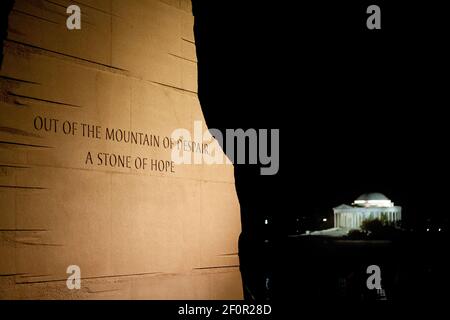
left=0, top=0, right=242, bottom=299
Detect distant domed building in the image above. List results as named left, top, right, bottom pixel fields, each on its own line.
left=333, top=193, right=402, bottom=229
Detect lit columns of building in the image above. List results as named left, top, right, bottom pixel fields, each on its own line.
left=333, top=193, right=402, bottom=229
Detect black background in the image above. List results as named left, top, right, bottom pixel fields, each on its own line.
left=192, top=0, right=449, bottom=232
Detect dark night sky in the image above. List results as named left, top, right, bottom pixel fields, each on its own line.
left=193, top=1, right=449, bottom=230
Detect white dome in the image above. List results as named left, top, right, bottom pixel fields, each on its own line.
left=356, top=192, right=389, bottom=201
left=352, top=192, right=394, bottom=207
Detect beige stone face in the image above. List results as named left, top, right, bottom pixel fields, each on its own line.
left=0, top=0, right=242, bottom=299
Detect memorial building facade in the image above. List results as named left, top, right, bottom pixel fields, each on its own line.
left=333, top=193, right=402, bottom=229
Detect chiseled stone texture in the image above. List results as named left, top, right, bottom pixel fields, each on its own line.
left=0, top=0, right=242, bottom=299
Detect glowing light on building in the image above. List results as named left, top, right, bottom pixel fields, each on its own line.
left=333, top=193, right=402, bottom=230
